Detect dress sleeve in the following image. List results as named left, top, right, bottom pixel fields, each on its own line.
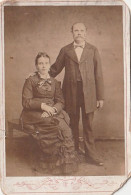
left=49, top=48, right=65, bottom=77
left=54, top=80, right=65, bottom=113
left=22, top=78, right=42, bottom=110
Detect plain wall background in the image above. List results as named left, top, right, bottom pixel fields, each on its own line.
left=4, top=6, right=124, bottom=139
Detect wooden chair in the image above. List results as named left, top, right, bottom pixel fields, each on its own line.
left=7, top=119, right=23, bottom=139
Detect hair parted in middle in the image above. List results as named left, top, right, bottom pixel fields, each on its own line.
left=35, top=52, right=50, bottom=65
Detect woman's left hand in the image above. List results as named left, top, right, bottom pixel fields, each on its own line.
left=41, top=112, right=50, bottom=118
left=41, top=104, right=56, bottom=116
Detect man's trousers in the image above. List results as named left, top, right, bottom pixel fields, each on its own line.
left=69, top=81, right=98, bottom=159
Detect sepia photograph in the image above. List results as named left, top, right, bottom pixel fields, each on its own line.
left=0, top=0, right=130, bottom=194
left=5, top=4, right=125, bottom=176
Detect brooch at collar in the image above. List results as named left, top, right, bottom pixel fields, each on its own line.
left=37, top=79, right=52, bottom=88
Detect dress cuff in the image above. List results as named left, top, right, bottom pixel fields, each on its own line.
left=41, top=103, right=46, bottom=110
left=53, top=107, right=58, bottom=114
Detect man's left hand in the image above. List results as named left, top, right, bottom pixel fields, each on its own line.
left=97, top=100, right=104, bottom=110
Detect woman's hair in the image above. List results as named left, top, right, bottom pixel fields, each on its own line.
left=35, top=52, right=50, bottom=65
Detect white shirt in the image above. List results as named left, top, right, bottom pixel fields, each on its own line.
left=74, top=41, right=85, bottom=62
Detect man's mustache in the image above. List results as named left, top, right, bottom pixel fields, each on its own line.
left=76, top=36, right=84, bottom=38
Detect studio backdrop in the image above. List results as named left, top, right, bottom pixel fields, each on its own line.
left=4, top=6, right=124, bottom=139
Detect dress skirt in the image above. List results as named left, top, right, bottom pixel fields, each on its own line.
left=20, top=110, right=79, bottom=175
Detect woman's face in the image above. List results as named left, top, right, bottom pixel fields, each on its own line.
left=36, top=56, right=50, bottom=75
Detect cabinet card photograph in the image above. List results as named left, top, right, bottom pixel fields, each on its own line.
left=0, top=0, right=130, bottom=194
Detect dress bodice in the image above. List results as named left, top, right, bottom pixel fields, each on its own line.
left=22, top=72, right=64, bottom=111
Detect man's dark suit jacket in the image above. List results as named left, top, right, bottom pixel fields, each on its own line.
left=50, top=42, right=104, bottom=114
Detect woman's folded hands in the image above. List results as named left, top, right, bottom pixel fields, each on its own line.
left=41, top=103, right=57, bottom=117
left=41, top=112, right=50, bottom=118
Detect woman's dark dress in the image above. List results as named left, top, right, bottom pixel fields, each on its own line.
left=20, top=72, right=78, bottom=174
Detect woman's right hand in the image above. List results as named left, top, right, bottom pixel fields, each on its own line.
left=41, top=103, right=55, bottom=116
left=41, top=112, right=50, bottom=118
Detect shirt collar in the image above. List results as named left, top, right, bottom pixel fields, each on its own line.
left=38, top=72, right=50, bottom=79
left=73, top=41, right=86, bottom=48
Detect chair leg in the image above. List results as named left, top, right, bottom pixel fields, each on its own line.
left=7, top=122, right=13, bottom=139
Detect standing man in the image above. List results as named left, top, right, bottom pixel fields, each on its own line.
left=50, top=22, right=104, bottom=165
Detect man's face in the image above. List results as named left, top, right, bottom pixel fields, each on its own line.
left=36, top=56, right=50, bottom=75
left=72, top=23, right=87, bottom=43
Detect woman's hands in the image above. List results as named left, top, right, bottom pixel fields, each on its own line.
left=41, top=103, right=57, bottom=117
left=41, top=112, right=50, bottom=118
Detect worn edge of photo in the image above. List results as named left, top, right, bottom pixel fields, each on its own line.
left=0, top=0, right=130, bottom=194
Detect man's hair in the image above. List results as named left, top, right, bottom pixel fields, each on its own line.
left=71, top=22, right=87, bottom=32
left=35, top=52, right=50, bottom=65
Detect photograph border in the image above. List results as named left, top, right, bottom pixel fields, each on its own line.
left=0, top=0, right=130, bottom=194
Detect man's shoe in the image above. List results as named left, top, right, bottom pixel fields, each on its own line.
left=86, top=157, right=104, bottom=166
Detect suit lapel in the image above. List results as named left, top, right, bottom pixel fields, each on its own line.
left=66, top=43, right=79, bottom=64
left=66, top=42, right=91, bottom=64
left=80, top=42, right=90, bottom=63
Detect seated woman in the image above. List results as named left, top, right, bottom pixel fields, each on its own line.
left=20, top=52, right=79, bottom=175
